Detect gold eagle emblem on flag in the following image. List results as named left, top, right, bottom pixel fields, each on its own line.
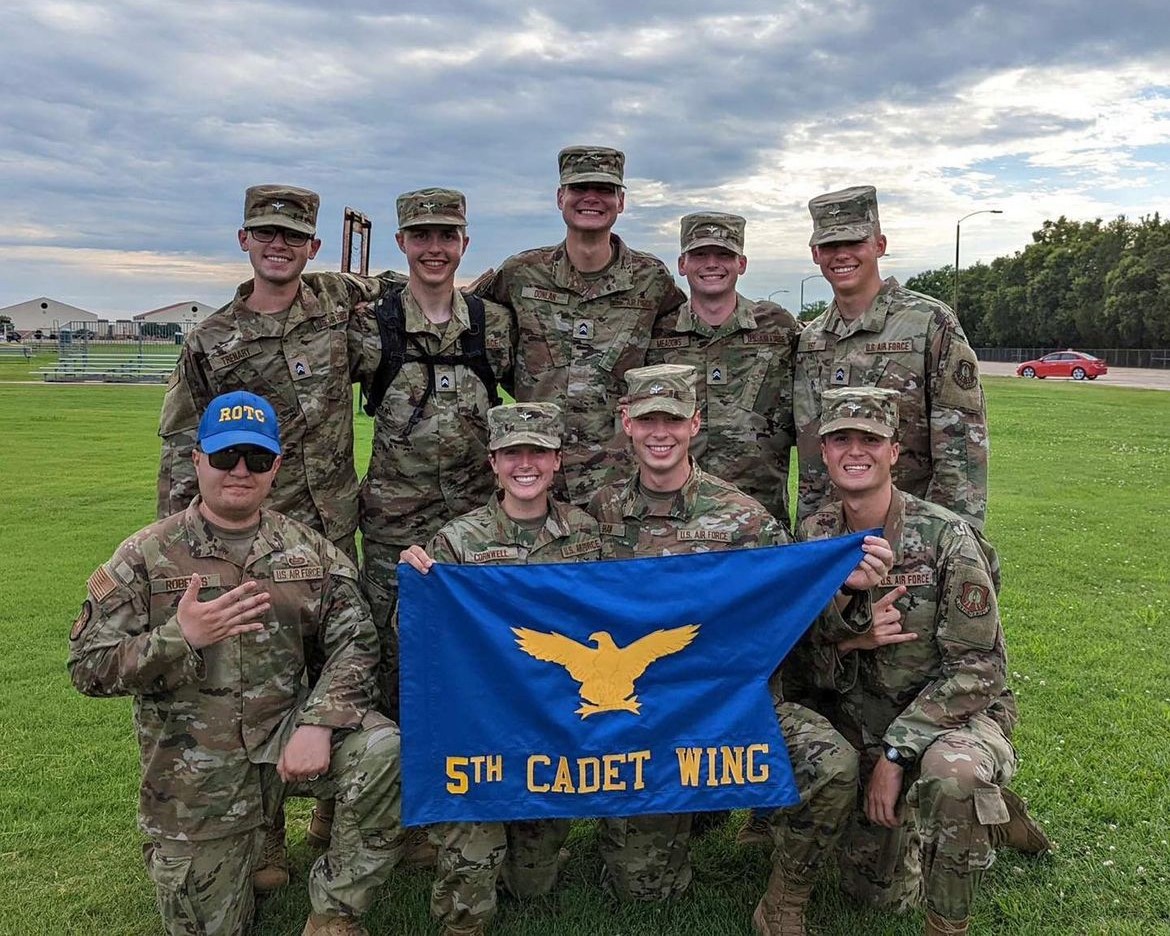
left=512, top=624, right=700, bottom=719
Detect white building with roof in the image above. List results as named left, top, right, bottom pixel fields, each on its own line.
left=0, top=297, right=100, bottom=335
left=133, top=300, right=217, bottom=326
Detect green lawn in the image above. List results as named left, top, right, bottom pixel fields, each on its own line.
left=0, top=377, right=1168, bottom=935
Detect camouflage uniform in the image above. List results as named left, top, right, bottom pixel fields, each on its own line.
left=157, top=185, right=403, bottom=558
left=67, top=499, right=403, bottom=935
left=586, top=364, right=858, bottom=903
left=798, top=487, right=1017, bottom=921
left=420, top=404, right=603, bottom=932
left=794, top=186, right=988, bottom=530
left=356, top=188, right=514, bottom=713
left=476, top=147, right=686, bottom=506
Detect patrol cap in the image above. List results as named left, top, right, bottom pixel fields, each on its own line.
left=397, top=187, right=467, bottom=229
left=808, top=185, right=879, bottom=247
left=558, top=145, right=625, bottom=187
left=819, top=386, right=899, bottom=439
left=242, top=184, right=319, bottom=235
left=198, top=391, right=282, bottom=454
left=625, top=364, right=697, bottom=419
left=680, top=211, right=746, bottom=255
left=488, top=402, right=564, bottom=451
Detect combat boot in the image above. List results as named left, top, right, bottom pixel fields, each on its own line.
left=751, top=864, right=812, bottom=936
left=924, top=910, right=969, bottom=935
left=252, top=822, right=289, bottom=892
left=736, top=813, right=772, bottom=847
left=301, top=912, right=368, bottom=936
left=306, top=799, right=335, bottom=851
left=990, top=788, right=1051, bottom=854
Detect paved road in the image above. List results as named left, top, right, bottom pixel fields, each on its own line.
left=978, top=360, right=1170, bottom=392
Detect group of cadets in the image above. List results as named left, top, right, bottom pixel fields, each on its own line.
left=67, top=144, right=1049, bottom=936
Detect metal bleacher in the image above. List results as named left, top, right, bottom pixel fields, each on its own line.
left=38, top=345, right=178, bottom=384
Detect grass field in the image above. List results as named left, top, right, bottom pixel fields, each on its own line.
left=1, top=364, right=1168, bottom=935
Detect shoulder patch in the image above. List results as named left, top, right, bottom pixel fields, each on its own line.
left=956, top=582, right=991, bottom=617
left=70, top=600, right=92, bottom=641
left=953, top=358, right=978, bottom=390
left=87, top=565, right=118, bottom=602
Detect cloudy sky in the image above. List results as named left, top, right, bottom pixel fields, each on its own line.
left=3, top=0, right=1169, bottom=317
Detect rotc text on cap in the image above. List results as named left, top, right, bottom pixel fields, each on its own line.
left=198, top=390, right=283, bottom=454
left=243, top=184, right=319, bottom=236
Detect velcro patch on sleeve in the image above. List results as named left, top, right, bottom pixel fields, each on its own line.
left=70, top=600, right=92, bottom=641
left=87, top=565, right=118, bottom=602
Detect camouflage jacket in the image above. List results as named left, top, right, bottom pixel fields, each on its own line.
left=67, top=499, right=379, bottom=841
left=157, top=271, right=403, bottom=543
left=428, top=493, right=602, bottom=566
left=355, top=288, right=514, bottom=547
left=478, top=235, right=686, bottom=505
left=586, top=460, right=790, bottom=558
left=793, top=278, right=987, bottom=530
left=648, top=294, right=800, bottom=527
left=797, top=488, right=1013, bottom=759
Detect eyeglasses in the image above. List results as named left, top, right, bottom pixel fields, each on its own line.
left=205, top=447, right=278, bottom=473
left=248, top=226, right=312, bottom=247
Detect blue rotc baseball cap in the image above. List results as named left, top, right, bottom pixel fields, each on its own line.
left=198, top=391, right=282, bottom=454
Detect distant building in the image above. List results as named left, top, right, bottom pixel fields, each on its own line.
left=133, top=300, right=216, bottom=327
left=0, top=297, right=100, bottom=336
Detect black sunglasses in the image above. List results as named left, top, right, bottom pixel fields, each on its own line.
left=248, top=225, right=312, bottom=247
left=206, top=447, right=278, bottom=473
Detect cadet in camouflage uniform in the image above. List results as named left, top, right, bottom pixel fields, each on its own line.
left=792, top=387, right=1048, bottom=936
left=474, top=145, right=686, bottom=506
left=355, top=188, right=513, bottom=716
left=793, top=186, right=988, bottom=530
left=586, top=365, right=870, bottom=930
left=399, top=402, right=602, bottom=936
left=648, top=212, right=800, bottom=527
left=69, top=392, right=403, bottom=936
left=157, top=184, right=402, bottom=562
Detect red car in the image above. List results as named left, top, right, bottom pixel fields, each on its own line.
left=1016, top=350, right=1108, bottom=380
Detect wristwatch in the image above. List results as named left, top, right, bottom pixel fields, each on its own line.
left=883, top=744, right=914, bottom=769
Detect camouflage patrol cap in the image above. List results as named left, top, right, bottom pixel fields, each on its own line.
left=625, top=364, right=697, bottom=419
left=680, top=211, right=746, bottom=255
left=488, top=402, right=564, bottom=451
left=242, top=184, right=319, bottom=235
left=558, top=146, right=625, bottom=187
left=808, top=185, right=879, bottom=247
left=397, top=187, right=467, bottom=229
left=819, top=386, right=899, bottom=439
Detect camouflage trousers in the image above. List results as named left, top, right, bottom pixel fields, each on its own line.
left=144, top=713, right=404, bottom=935
left=840, top=712, right=1017, bottom=920
left=762, top=701, right=860, bottom=878
left=358, top=538, right=407, bottom=719
left=599, top=701, right=857, bottom=902
left=429, top=818, right=572, bottom=930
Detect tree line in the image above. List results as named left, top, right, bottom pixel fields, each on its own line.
left=900, top=214, right=1170, bottom=349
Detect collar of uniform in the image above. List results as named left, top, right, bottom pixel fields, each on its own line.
left=880, top=486, right=907, bottom=567
left=487, top=491, right=572, bottom=547
left=824, top=276, right=900, bottom=337
left=675, top=293, right=757, bottom=338
left=184, top=497, right=279, bottom=566
left=402, top=286, right=470, bottom=353
left=550, top=234, right=635, bottom=297
left=231, top=279, right=315, bottom=341
left=618, top=458, right=703, bottom=522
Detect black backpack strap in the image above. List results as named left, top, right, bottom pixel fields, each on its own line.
left=459, top=293, right=502, bottom=407
left=362, top=286, right=407, bottom=416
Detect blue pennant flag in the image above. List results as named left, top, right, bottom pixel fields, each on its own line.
left=398, top=531, right=869, bottom=826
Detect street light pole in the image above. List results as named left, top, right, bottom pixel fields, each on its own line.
left=799, top=274, right=820, bottom=315
left=953, top=209, right=1003, bottom=314
left=766, top=288, right=789, bottom=303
